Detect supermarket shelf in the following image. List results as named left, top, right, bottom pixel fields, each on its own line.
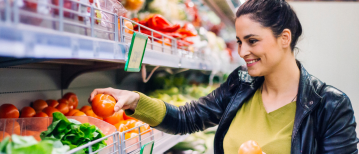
left=153, top=134, right=189, bottom=154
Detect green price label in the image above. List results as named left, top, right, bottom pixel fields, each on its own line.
left=124, top=32, right=148, bottom=72
left=140, top=141, right=154, bottom=154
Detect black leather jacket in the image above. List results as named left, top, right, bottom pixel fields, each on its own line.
left=155, top=62, right=359, bottom=154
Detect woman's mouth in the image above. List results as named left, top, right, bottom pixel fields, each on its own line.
left=246, top=58, right=260, bottom=67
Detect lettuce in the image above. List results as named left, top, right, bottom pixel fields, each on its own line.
left=40, top=112, right=107, bottom=153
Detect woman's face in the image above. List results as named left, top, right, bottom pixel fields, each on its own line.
left=235, top=15, right=287, bottom=77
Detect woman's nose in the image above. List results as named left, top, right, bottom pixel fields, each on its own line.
left=238, top=44, right=251, bottom=58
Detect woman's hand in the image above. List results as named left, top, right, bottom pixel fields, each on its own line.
left=88, top=87, right=140, bottom=112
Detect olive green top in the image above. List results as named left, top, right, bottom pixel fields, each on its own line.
left=126, top=89, right=296, bottom=154
left=223, top=88, right=296, bottom=154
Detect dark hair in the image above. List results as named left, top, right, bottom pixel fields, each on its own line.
left=236, top=0, right=302, bottom=51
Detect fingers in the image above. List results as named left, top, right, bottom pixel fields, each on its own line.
left=114, top=99, right=126, bottom=112
left=89, top=88, right=113, bottom=101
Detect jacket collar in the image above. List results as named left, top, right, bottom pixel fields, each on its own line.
left=238, top=61, right=324, bottom=111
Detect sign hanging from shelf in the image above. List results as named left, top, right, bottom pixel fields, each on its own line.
left=124, top=32, right=148, bottom=72
left=140, top=141, right=154, bottom=154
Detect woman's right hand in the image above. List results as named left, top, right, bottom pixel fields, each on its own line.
left=88, top=87, right=140, bottom=112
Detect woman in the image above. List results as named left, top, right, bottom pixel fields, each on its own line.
left=89, top=0, right=358, bottom=153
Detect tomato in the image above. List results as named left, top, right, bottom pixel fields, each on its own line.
left=73, top=111, right=86, bottom=116
left=119, top=20, right=134, bottom=34
left=130, top=121, right=150, bottom=134
left=238, top=140, right=263, bottom=154
left=58, top=99, right=70, bottom=106
left=56, top=102, right=69, bottom=114
left=22, top=130, right=41, bottom=141
left=42, top=107, right=61, bottom=117
left=123, top=110, right=136, bottom=120
left=0, top=104, right=19, bottom=118
left=66, top=109, right=80, bottom=116
left=85, top=110, right=103, bottom=120
left=91, top=94, right=116, bottom=118
left=34, top=112, right=48, bottom=117
left=80, top=105, right=92, bottom=113
left=32, top=99, right=48, bottom=113
left=125, top=132, right=138, bottom=140
left=5, top=121, right=20, bottom=135
left=114, top=123, right=128, bottom=132
left=63, top=92, right=79, bottom=109
left=20, top=106, right=36, bottom=118
left=126, top=120, right=137, bottom=130
left=0, top=131, right=10, bottom=141
left=46, top=99, right=59, bottom=108
left=103, top=110, right=124, bottom=125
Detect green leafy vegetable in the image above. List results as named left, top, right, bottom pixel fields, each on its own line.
left=0, top=134, right=69, bottom=154
left=41, top=112, right=107, bottom=153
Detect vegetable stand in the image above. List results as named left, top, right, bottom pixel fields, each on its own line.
left=0, top=0, right=239, bottom=153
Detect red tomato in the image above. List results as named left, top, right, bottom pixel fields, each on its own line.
left=56, top=102, right=69, bottom=114
left=42, top=107, right=61, bottom=117
left=80, top=105, right=92, bottom=113
left=46, top=100, right=59, bottom=108
left=22, top=130, right=41, bottom=141
left=103, top=110, right=124, bottom=125
left=5, top=121, right=20, bottom=135
left=91, top=94, right=116, bottom=118
left=63, top=92, right=79, bottom=109
left=73, top=111, right=86, bottom=116
left=32, top=100, right=48, bottom=113
left=20, top=106, right=36, bottom=118
left=0, top=104, right=19, bottom=118
left=84, top=110, right=103, bottom=120
left=66, top=109, right=80, bottom=116
left=34, top=112, right=48, bottom=117
left=0, top=131, right=10, bottom=141
left=123, top=110, right=136, bottom=120
left=125, top=132, right=138, bottom=140
left=114, top=123, right=128, bottom=132
left=238, top=140, right=263, bottom=154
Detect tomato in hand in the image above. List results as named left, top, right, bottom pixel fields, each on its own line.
left=104, top=110, right=124, bottom=125
left=34, top=112, right=48, bottom=117
left=32, top=99, right=48, bottom=113
left=42, top=106, right=61, bottom=117
left=80, top=105, right=92, bottom=113
left=0, top=104, right=19, bottom=118
left=63, top=92, right=79, bottom=109
left=66, top=109, right=80, bottom=116
left=46, top=99, right=59, bottom=108
left=238, top=140, right=263, bottom=154
left=91, top=94, right=116, bottom=118
left=20, top=106, right=36, bottom=118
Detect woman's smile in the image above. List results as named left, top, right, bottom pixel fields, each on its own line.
left=245, top=58, right=261, bottom=67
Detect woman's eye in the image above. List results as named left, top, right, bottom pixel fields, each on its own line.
left=249, top=39, right=258, bottom=44
left=237, top=40, right=242, bottom=45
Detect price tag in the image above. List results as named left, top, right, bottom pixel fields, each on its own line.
left=140, top=141, right=154, bottom=154
left=124, top=32, right=148, bottom=72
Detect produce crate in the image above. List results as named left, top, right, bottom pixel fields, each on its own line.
left=0, top=116, right=119, bottom=154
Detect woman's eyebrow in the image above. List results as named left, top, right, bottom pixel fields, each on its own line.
left=244, top=34, right=257, bottom=39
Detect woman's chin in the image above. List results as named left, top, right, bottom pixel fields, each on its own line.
left=247, top=70, right=262, bottom=77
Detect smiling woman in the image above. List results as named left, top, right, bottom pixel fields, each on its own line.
left=88, top=0, right=358, bottom=153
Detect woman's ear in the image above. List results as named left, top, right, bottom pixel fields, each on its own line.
left=280, top=29, right=292, bottom=49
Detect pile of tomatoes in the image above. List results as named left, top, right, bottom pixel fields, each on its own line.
left=0, top=93, right=151, bottom=142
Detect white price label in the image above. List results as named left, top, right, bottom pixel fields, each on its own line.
left=125, top=32, right=148, bottom=72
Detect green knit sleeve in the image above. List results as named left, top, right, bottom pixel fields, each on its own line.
left=124, top=92, right=166, bottom=127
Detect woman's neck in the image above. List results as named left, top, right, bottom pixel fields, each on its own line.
left=262, top=56, right=300, bottom=97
